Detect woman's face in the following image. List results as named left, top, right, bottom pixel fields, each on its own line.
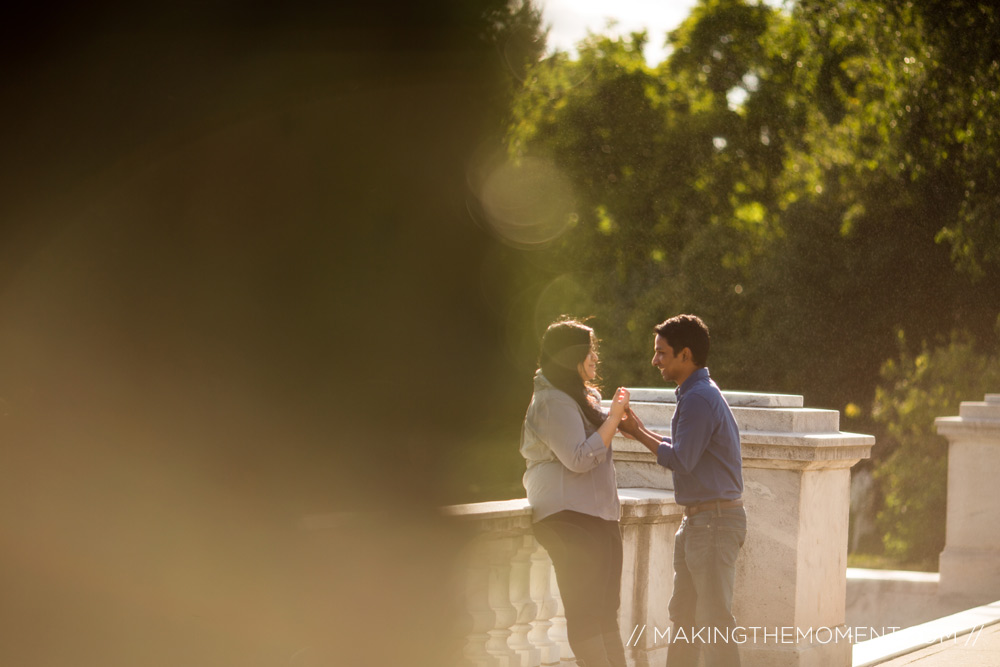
left=577, top=349, right=598, bottom=382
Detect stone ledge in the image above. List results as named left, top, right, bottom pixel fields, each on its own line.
left=615, top=460, right=674, bottom=490
left=623, top=401, right=673, bottom=425
left=741, top=431, right=875, bottom=448
left=615, top=432, right=874, bottom=462
left=627, top=388, right=804, bottom=407
left=852, top=598, right=1000, bottom=667
left=618, top=487, right=675, bottom=502
left=933, top=393, right=1000, bottom=427
left=443, top=497, right=531, bottom=520
left=847, top=567, right=939, bottom=586
left=440, top=491, right=683, bottom=525
left=613, top=432, right=670, bottom=453
left=618, top=488, right=683, bottom=521
left=733, top=407, right=841, bottom=434
left=622, top=402, right=843, bottom=434
left=936, top=415, right=1000, bottom=435
left=959, top=403, right=1000, bottom=420
left=846, top=569, right=943, bottom=631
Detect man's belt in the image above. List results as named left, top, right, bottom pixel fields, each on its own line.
left=683, top=499, right=743, bottom=516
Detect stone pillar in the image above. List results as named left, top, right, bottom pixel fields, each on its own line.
left=936, top=394, right=1000, bottom=601
left=612, top=389, right=874, bottom=667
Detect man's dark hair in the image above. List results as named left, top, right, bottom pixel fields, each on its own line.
left=654, top=314, right=710, bottom=367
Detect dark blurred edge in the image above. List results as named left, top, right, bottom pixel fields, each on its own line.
left=0, top=1, right=531, bottom=664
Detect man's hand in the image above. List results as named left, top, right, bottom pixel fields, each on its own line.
left=617, top=407, right=663, bottom=456
left=618, top=407, right=644, bottom=438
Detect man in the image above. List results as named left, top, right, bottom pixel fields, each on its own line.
left=618, top=314, right=745, bottom=667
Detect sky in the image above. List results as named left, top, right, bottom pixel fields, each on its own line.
left=540, top=0, right=701, bottom=65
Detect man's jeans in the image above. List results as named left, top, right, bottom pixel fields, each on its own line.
left=666, top=506, right=747, bottom=667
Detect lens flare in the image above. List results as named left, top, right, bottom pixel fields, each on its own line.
left=474, top=157, right=577, bottom=247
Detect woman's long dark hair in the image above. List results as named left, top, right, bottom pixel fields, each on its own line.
left=538, top=319, right=605, bottom=427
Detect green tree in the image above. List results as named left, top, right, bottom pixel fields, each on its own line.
left=506, top=1, right=784, bottom=391
left=872, top=332, right=1000, bottom=566
left=500, top=2, right=1000, bottom=576
left=743, top=0, right=999, bottom=409
left=905, top=0, right=1000, bottom=278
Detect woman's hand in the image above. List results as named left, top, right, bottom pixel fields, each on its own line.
left=608, top=386, right=630, bottom=421
left=596, top=387, right=631, bottom=448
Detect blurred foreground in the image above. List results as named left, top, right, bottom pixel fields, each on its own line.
left=0, top=2, right=537, bottom=664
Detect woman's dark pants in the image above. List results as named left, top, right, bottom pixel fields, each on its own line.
left=533, top=510, right=628, bottom=667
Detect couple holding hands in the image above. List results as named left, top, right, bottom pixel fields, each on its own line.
left=520, top=315, right=746, bottom=667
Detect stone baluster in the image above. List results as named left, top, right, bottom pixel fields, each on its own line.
left=486, top=535, right=520, bottom=666
left=508, top=535, right=540, bottom=667
left=548, top=570, right=573, bottom=661
left=528, top=543, right=560, bottom=665
left=461, top=537, right=497, bottom=667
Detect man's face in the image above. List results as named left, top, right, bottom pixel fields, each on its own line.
left=652, top=334, right=684, bottom=385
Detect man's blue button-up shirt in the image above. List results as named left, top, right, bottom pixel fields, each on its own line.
left=656, top=367, right=743, bottom=505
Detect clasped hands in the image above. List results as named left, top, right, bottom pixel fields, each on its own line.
left=617, top=406, right=644, bottom=441
left=607, top=387, right=650, bottom=441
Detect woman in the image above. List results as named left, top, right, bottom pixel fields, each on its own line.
left=520, top=318, right=630, bottom=667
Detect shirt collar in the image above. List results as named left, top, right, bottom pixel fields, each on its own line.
left=676, top=366, right=710, bottom=397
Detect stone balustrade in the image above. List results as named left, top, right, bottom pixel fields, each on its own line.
left=444, top=491, right=683, bottom=667
left=446, top=389, right=874, bottom=667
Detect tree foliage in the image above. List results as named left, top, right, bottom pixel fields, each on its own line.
left=505, top=0, right=1000, bottom=394
left=499, top=0, right=1000, bottom=557
left=872, top=333, right=1000, bottom=565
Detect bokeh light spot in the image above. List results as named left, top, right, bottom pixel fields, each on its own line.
left=474, top=157, right=577, bottom=247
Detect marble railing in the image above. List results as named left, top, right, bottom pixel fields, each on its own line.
left=445, top=389, right=875, bottom=667
left=444, top=490, right=682, bottom=667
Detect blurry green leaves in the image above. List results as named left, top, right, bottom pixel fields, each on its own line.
left=734, top=200, right=765, bottom=225
left=872, top=332, right=1000, bottom=563
left=595, top=205, right=616, bottom=235
left=481, top=0, right=1000, bottom=557
left=666, top=0, right=771, bottom=101
left=502, top=0, right=789, bottom=391
left=499, top=0, right=1000, bottom=411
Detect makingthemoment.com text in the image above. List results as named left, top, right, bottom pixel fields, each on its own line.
left=625, top=624, right=986, bottom=647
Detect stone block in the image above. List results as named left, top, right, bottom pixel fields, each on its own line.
left=936, top=394, right=1000, bottom=601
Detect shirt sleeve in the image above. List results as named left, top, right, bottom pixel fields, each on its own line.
left=529, top=392, right=607, bottom=473
left=656, top=394, right=713, bottom=473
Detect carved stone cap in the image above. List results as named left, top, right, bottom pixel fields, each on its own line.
left=612, top=388, right=874, bottom=470
left=936, top=393, right=1000, bottom=436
